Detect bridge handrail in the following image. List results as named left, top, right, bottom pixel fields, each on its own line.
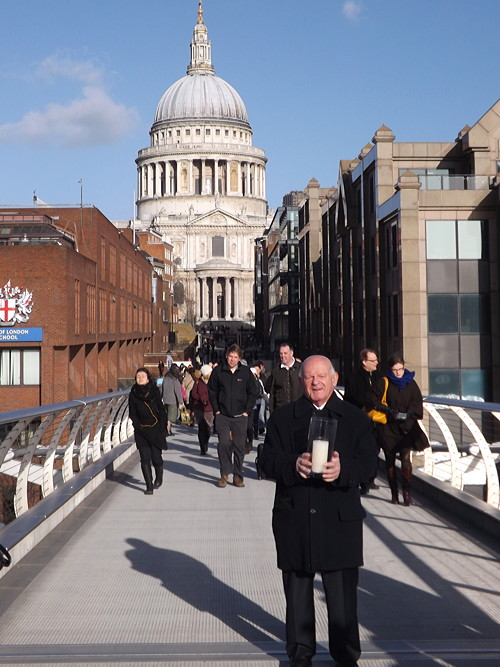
left=2, top=390, right=500, bottom=527
left=337, top=389, right=500, bottom=509
left=0, top=390, right=133, bottom=524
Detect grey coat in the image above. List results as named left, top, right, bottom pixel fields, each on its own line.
left=161, top=373, right=183, bottom=406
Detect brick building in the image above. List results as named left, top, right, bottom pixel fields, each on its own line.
left=0, top=206, right=171, bottom=410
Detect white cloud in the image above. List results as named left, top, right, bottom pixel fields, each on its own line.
left=0, top=55, right=139, bottom=147
left=342, top=1, right=363, bottom=21
left=34, top=55, right=105, bottom=86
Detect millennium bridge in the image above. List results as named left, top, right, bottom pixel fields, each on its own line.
left=0, top=391, right=499, bottom=665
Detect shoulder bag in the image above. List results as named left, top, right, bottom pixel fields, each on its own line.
left=367, top=377, right=389, bottom=424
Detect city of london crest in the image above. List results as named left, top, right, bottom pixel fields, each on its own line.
left=0, top=281, right=33, bottom=326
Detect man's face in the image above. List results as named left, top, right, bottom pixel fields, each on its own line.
left=301, top=356, right=338, bottom=406
left=362, top=352, right=378, bottom=373
left=279, top=345, right=293, bottom=367
left=226, top=351, right=240, bottom=369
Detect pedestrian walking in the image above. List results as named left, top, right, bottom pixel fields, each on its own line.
left=266, top=342, right=302, bottom=413
left=128, top=368, right=168, bottom=494
left=190, top=365, right=214, bottom=455
left=367, top=352, right=429, bottom=506
left=344, top=348, right=382, bottom=494
left=207, top=344, right=260, bottom=488
left=161, top=365, right=184, bottom=436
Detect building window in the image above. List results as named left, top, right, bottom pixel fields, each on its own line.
left=100, top=237, right=106, bottom=281
left=109, top=244, right=116, bottom=285
left=385, top=220, right=398, bottom=269
left=216, top=129, right=220, bottom=135
left=460, top=294, right=488, bottom=333
left=196, top=129, right=201, bottom=136
left=428, top=294, right=488, bottom=334
left=87, top=284, right=96, bottom=334
left=206, top=129, right=211, bottom=135
left=426, top=219, right=487, bottom=259
left=428, top=295, right=458, bottom=333
left=0, top=348, right=40, bottom=385
left=429, top=369, right=459, bottom=399
left=74, top=279, right=81, bottom=335
left=458, top=220, right=487, bottom=259
left=429, top=368, right=487, bottom=401
left=186, top=129, right=190, bottom=136
left=212, top=236, right=224, bottom=257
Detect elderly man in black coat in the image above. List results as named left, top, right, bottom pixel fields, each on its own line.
left=260, top=355, right=377, bottom=667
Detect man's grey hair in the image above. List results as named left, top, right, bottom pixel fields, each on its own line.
left=298, top=355, right=337, bottom=379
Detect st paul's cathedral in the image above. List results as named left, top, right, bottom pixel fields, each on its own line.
left=133, top=1, right=270, bottom=326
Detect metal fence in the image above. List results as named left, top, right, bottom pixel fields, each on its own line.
left=0, top=391, right=133, bottom=525
left=1, top=391, right=500, bottom=529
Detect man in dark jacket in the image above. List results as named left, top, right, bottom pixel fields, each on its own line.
left=208, top=344, right=260, bottom=488
left=344, top=348, right=382, bottom=494
left=260, top=355, right=377, bottom=667
left=266, top=342, right=302, bottom=413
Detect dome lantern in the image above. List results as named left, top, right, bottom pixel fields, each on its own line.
left=153, top=0, right=250, bottom=128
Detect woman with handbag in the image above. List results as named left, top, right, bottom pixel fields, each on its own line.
left=367, top=353, right=429, bottom=506
left=190, top=365, right=214, bottom=455
left=128, top=368, right=168, bottom=494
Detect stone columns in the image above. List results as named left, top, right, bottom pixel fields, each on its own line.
left=214, top=160, right=219, bottom=195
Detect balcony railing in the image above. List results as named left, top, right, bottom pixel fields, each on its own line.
left=418, top=174, right=490, bottom=190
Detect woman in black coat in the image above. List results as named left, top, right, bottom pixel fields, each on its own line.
left=367, top=353, right=429, bottom=506
left=128, top=367, right=167, bottom=494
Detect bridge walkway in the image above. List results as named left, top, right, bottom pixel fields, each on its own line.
left=0, top=423, right=499, bottom=666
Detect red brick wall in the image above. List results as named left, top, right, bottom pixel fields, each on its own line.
left=0, top=206, right=169, bottom=410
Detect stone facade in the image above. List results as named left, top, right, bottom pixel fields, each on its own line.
left=314, top=99, right=500, bottom=400
left=133, top=2, right=270, bottom=326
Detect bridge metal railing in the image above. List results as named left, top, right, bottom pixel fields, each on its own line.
left=335, top=390, right=500, bottom=509
left=1, top=391, right=500, bottom=530
left=419, top=397, right=500, bottom=508
left=0, top=391, right=133, bottom=526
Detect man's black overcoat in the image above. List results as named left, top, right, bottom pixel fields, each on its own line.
left=260, top=394, right=377, bottom=574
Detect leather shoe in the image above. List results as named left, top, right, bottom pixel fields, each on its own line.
left=233, top=475, right=245, bottom=488
left=218, top=475, right=228, bottom=488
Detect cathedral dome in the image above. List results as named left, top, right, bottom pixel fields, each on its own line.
left=154, top=73, right=250, bottom=126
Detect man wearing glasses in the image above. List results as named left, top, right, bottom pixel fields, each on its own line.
left=344, top=348, right=381, bottom=494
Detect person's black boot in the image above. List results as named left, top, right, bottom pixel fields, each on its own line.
left=386, top=466, right=399, bottom=504
left=402, top=466, right=414, bottom=506
left=153, top=466, right=163, bottom=489
left=141, top=464, right=154, bottom=495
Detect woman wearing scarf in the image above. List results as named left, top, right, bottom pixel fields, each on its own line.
left=367, top=353, right=429, bottom=506
left=128, top=368, right=167, bottom=494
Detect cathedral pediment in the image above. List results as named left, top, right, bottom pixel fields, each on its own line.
left=187, top=209, right=249, bottom=228
left=196, top=257, right=240, bottom=270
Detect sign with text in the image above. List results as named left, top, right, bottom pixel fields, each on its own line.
left=0, top=328, right=42, bottom=342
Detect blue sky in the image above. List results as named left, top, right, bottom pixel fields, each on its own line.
left=1, top=0, right=499, bottom=220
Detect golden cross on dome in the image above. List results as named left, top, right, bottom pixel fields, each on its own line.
left=197, top=0, right=204, bottom=24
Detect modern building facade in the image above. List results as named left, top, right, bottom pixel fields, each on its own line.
left=315, top=99, right=500, bottom=400
left=0, top=206, right=171, bottom=410
left=265, top=193, right=303, bottom=355
left=133, top=2, right=270, bottom=327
